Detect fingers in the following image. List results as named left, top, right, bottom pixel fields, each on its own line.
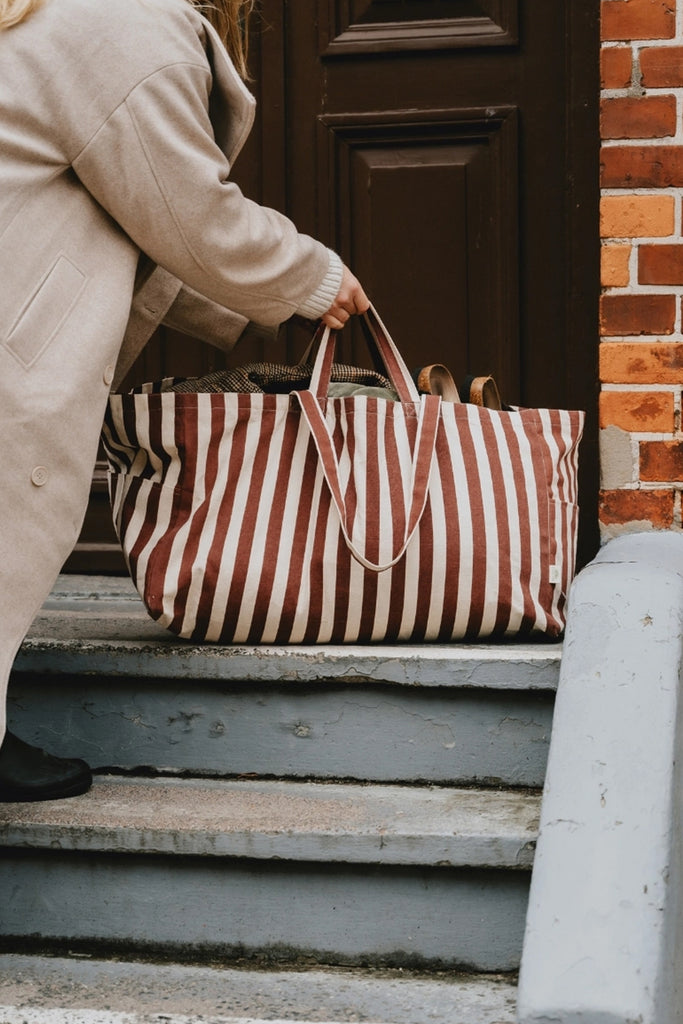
left=321, top=265, right=370, bottom=329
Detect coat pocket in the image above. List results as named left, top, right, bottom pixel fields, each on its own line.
left=5, top=254, right=87, bottom=368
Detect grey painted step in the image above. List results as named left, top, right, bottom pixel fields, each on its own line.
left=0, top=955, right=517, bottom=1023
left=0, top=776, right=539, bottom=867
left=0, top=778, right=536, bottom=971
left=9, top=576, right=559, bottom=787
left=8, top=672, right=554, bottom=786
left=18, top=575, right=561, bottom=690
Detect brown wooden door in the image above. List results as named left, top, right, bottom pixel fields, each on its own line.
left=67, top=0, right=600, bottom=573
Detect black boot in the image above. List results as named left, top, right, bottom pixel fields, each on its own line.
left=0, top=731, right=92, bottom=802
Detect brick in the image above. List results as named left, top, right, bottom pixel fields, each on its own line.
left=601, top=0, right=676, bottom=41
left=600, top=294, right=676, bottom=336
left=641, top=46, right=683, bottom=87
left=601, top=95, right=676, bottom=140
left=639, top=244, right=683, bottom=284
left=599, top=390, right=674, bottom=431
left=640, top=441, right=683, bottom=481
left=602, top=244, right=631, bottom=286
left=602, top=146, right=683, bottom=188
left=601, top=341, right=683, bottom=383
left=600, top=194, right=675, bottom=237
left=601, top=46, right=632, bottom=89
left=599, top=488, right=674, bottom=527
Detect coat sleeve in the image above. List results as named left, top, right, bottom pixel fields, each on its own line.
left=114, top=258, right=271, bottom=390
left=71, top=59, right=342, bottom=326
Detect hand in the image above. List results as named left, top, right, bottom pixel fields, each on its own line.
left=321, top=266, right=370, bottom=329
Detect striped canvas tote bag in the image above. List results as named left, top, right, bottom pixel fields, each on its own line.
left=102, top=306, right=584, bottom=644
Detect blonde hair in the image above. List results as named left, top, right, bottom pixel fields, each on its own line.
left=190, top=0, right=255, bottom=78
left=0, top=0, right=42, bottom=31
left=0, top=0, right=254, bottom=79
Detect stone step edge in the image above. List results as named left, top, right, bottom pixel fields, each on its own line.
left=19, top=573, right=561, bottom=690
left=0, top=1014, right=427, bottom=1024
left=15, top=636, right=561, bottom=689
left=0, top=776, right=539, bottom=870
left=0, top=954, right=518, bottom=1024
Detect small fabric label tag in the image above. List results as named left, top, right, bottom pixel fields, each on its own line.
left=549, top=565, right=561, bottom=585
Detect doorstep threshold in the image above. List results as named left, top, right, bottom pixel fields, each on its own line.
left=15, top=574, right=562, bottom=690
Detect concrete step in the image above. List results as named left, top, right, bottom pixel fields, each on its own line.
left=0, top=776, right=537, bottom=971
left=0, top=955, right=518, bottom=1023
left=9, top=575, right=560, bottom=786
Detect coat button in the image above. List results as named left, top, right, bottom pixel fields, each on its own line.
left=31, top=466, right=48, bottom=487
left=104, top=365, right=115, bottom=386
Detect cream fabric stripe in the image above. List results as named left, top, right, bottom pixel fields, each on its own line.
left=366, top=399, right=391, bottom=640
left=320, top=400, right=354, bottom=643
left=225, top=399, right=283, bottom=639
left=423, top=464, right=448, bottom=639
left=310, top=478, right=343, bottom=643
left=203, top=396, right=270, bottom=641
left=134, top=396, right=183, bottom=607
left=157, top=399, right=209, bottom=630
left=248, top=406, right=312, bottom=642
left=101, top=397, right=133, bottom=473
left=260, top=414, right=320, bottom=643
left=285, top=456, right=328, bottom=643
left=232, top=401, right=292, bottom=640
left=388, top=402, right=409, bottom=544
left=114, top=398, right=153, bottom=561
left=466, top=408, right=501, bottom=638
left=537, top=409, right=566, bottom=629
left=441, top=404, right=475, bottom=638
left=340, top=537, right=367, bottom=642
left=396, top=524, right=421, bottom=639
left=348, top=398, right=372, bottom=563
left=173, top=397, right=228, bottom=637
left=508, top=412, right=547, bottom=633
left=489, top=412, right=526, bottom=634
left=370, top=554, right=394, bottom=641
left=179, top=399, right=241, bottom=637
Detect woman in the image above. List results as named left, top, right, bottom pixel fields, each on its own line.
left=0, top=0, right=369, bottom=800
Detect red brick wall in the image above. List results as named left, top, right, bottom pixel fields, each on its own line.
left=600, top=0, right=683, bottom=536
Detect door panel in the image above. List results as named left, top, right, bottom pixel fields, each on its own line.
left=322, top=0, right=518, bottom=53
left=317, top=108, right=518, bottom=388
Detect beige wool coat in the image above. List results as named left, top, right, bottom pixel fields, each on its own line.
left=0, top=0, right=343, bottom=730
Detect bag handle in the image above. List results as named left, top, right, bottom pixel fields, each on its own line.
left=300, top=308, right=398, bottom=381
left=309, top=304, right=420, bottom=405
left=294, top=388, right=441, bottom=572
left=293, top=307, right=440, bottom=572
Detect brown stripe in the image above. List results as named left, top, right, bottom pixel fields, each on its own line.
left=169, top=395, right=224, bottom=635
left=246, top=402, right=303, bottom=644
left=219, top=394, right=280, bottom=640
left=455, top=411, right=486, bottom=638
left=274, top=430, right=324, bottom=643
left=357, top=403, right=381, bottom=640
left=330, top=400, right=357, bottom=641
left=127, top=396, right=176, bottom=588
left=303, top=470, right=336, bottom=644
left=366, top=312, right=415, bottom=403
left=411, top=499, right=434, bottom=640
left=436, top=416, right=463, bottom=641
left=191, top=394, right=250, bottom=639
left=139, top=403, right=187, bottom=622
left=479, top=411, right=514, bottom=636
left=498, top=413, right=538, bottom=634
left=524, top=410, right=554, bottom=632
left=120, top=477, right=158, bottom=586
left=383, top=402, right=410, bottom=641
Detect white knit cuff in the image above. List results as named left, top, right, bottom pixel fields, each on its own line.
left=295, top=249, right=344, bottom=320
